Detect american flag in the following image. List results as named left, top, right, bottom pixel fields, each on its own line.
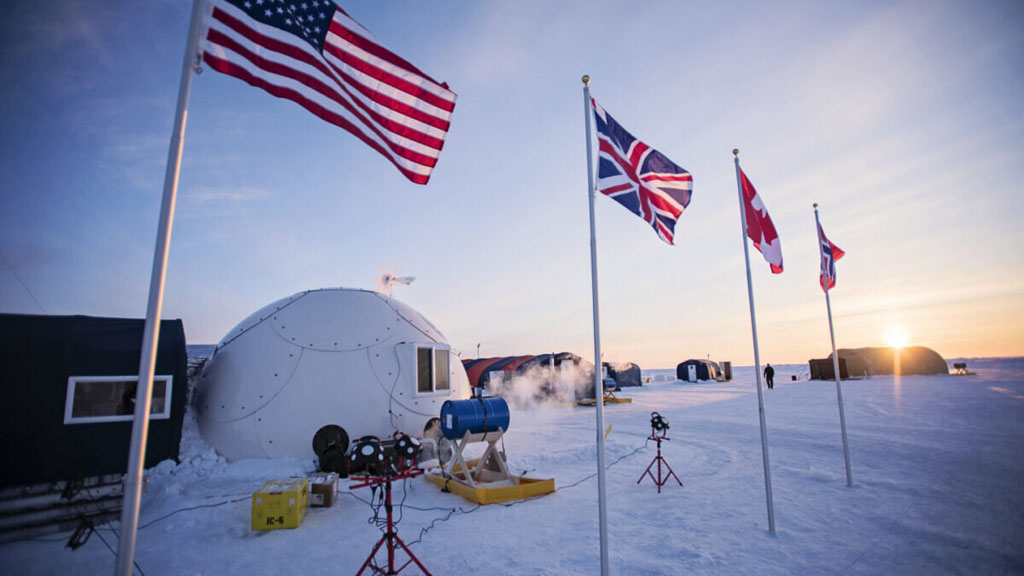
left=591, top=99, right=692, bottom=245
left=817, top=221, right=845, bottom=291
left=738, top=168, right=783, bottom=273
left=202, top=0, right=456, bottom=185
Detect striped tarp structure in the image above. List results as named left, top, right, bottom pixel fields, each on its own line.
left=463, top=356, right=535, bottom=390
left=462, top=353, right=590, bottom=391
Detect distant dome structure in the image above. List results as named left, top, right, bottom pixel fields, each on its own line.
left=830, top=346, right=948, bottom=376
left=196, top=288, right=470, bottom=461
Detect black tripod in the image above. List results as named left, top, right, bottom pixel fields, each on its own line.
left=351, top=468, right=431, bottom=576
left=637, top=427, right=682, bottom=493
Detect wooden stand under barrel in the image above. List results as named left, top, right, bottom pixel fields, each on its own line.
left=574, top=380, right=633, bottom=407
left=425, top=428, right=555, bottom=504
left=443, top=428, right=510, bottom=489
left=426, top=396, right=554, bottom=504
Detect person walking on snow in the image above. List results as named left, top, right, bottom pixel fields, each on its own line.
left=764, top=363, right=775, bottom=390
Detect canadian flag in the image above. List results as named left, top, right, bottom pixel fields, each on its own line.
left=739, top=168, right=783, bottom=274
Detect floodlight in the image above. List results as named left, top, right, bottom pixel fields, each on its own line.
left=350, top=436, right=386, bottom=476
left=650, top=412, right=669, bottom=432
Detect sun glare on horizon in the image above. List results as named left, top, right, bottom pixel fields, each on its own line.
left=885, top=325, right=909, bottom=349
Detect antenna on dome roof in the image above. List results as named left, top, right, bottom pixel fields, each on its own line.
left=374, top=261, right=415, bottom=297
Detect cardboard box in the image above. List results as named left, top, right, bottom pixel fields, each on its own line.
left=310, top=472, right=338, bottom=508
left=251, top=478, right=308, bottom=530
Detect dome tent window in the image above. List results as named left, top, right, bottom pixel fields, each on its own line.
left=417, top=348, right=431, bottom=392
left=435, top=349, right=449, bottom=391
left=64, top=375, right=173, bottom=424
left=417, top=346, right=450, bottom=393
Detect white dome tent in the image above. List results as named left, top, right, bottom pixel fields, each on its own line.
left=196, top=288, right=470, bottom=461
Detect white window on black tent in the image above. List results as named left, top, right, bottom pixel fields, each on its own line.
left=64, top=375, right=173, bottom=425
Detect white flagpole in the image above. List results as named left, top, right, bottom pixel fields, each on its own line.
left=732, top=149, right=776, bottom=534
left=582, top=75, right=610, bottom=576
left=814, top=203, right=853, bottom=487
left=115, top=0, right=205, bottom=574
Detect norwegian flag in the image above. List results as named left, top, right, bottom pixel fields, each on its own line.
left=738, top=168, right=783, bottom=273
left=591, top=99, right=692, bottom=245
left=818, top=221, right=845, bottom=291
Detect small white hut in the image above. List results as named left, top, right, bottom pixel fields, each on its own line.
left=196, top=288, right=470, bottom=461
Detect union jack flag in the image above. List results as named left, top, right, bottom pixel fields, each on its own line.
left=818, top=221, right=845, bottom=291
left=591, top=99, right=692, bottom=245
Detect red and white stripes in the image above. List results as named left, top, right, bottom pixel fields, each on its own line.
left=202, top=1, right=456, bottom=184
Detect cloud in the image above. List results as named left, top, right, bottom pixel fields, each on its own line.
left=184, top=185, right=272, bottom=205
left=172, top=184, right=275, bottom=228
left=94, top=130, right=171, bottom=193
left=2, top=1, right=116, bottom=75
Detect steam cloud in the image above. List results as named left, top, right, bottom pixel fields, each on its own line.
left=484, top=362, right=596, bottom=409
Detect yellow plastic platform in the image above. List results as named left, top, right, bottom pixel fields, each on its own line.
left=425, top=459, right=555, bottom=504
left=574, top=396, right=633, bottom=407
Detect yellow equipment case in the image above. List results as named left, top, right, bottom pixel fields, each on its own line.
left=251, top=478, right=308, bottom=530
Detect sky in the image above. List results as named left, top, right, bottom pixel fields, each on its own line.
left=1, top=0, right=1022, bottom=368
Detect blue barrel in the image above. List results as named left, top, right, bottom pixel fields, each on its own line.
left=440, top=397, right=510, bottom=440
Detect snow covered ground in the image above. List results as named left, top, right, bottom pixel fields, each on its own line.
left=2, top=358, right=1022, bottom=575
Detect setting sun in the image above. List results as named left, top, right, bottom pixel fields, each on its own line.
left=885, top=325, right=909, bottom=349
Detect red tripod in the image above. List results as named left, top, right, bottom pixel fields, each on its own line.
left=637, top=427, right=682, bottom=493
left=351, top=467, right=431, bottom=576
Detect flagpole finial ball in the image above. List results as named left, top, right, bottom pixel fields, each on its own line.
left=732, top=148, right=739, bottom=156
left=582, top=75, right=590, bottom=85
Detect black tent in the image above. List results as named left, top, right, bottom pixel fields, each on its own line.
left=604, top=362, right=642, bottom=387
left=831, top=347, right=947, bottom=376
left=0, top=314, right=187, bottom=487
left=809, top=357, right=849, bottom=380
left=676, top=359, right=721, bottom=381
